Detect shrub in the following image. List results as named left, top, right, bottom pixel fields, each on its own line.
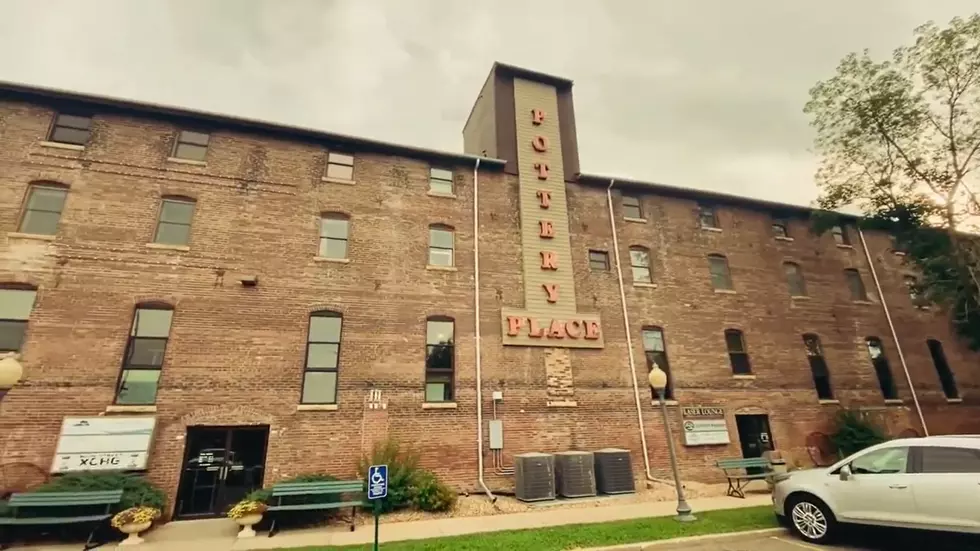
left=830, top=408, right=888, bottom=458
left=410, top=471, right=456, bottom=512
left=357, top=439, right=421, bottom=513
left=33, top=473, right=166, bottom=512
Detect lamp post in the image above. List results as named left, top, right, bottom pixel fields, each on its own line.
left=648, top=363, right=696, bottom=522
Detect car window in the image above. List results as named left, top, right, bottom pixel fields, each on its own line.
left=918, top=446, right=980, bottom=474
left=850, top=447, right=908, bottom=474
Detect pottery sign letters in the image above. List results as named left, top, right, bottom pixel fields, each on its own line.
left=501, top=79, right=604, bottom=348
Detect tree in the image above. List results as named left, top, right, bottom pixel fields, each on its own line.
left=805, top=14, right=980, bottom=350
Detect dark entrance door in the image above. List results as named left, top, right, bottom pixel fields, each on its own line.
left=174, top=426, right=269, bottom=519
left=735, top=414, right=774, bottom=475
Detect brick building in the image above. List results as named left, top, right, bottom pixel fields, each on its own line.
left=1, top=63, right=977, bottom=518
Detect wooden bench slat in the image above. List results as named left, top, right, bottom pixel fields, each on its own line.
left=8, top=497, right=122, bottom=506
left=0, top=514, right=111, bottom=526
left=272, top=482, right=362, bottom=489
left=267, top=500, right=365, bottom=512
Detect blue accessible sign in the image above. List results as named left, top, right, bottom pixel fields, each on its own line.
left=368, top=464, right=388, bottom=500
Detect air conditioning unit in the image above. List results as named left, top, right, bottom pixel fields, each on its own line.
left=514, top=452, right=555, bottom=502
left=594, top=448, right=636, bottom=494
left=554, top=451, right=597, bottom=498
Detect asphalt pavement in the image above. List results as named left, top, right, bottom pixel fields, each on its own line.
left=634, top=528, right=980, bottom=551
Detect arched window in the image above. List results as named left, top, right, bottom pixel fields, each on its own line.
left=19, top=182, right=69, bottom=236
left=425, top=316, right=455, bottom=402
left=802, top=333, right=833, bottom=400
left=865, top=337, right=898, bottom=400
left=926, top=340, right=958, bottom=400
left=724, top=329, right=751, bottom=374
left=428, top=224, right=455, bottom=267
left=0, top=284, right=38, bottom=354
left=302, top=310, right=343, bottom=404
left=629, top=246, right=651, bottom=283
left=844, top=269, right=868, bottom=301
left=783, top=262, right=807, bottom=297
left=707, top=254, right=733, bottom=290
left=641, top=326, right=672, bottom=400
left=116, top=303, right=175, bottom=405
left=319, top=212, right=350, bottom=259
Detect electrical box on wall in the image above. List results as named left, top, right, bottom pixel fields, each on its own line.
left=488, top=420, right=503, bottom=450
left=492, top=391, right=503, bottom=401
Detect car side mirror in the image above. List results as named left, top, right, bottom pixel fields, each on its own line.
left=839, top=465, right=852, bottom=481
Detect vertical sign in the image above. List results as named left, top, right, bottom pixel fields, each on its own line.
left=368, top=463, right=388, bottom=551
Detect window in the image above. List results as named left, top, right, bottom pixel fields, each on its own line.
left=325, top=152, right=354, bottom=181
left=850, top=447, right=908, bottom=474
left=642, top=327, right=672, bottom=400
left=845, top=269, right=868, bottom=301
left=116, top=305, right=174, bottom=405
left=772, top=222, right=789, bottom=239
left=0, top=288, right=38, bottom=353
left=725, top=329, right=751, bottom=375
left=707, top=254, right=733, bottom=290
left=429, top=168, right=454, bottom=195
left=629, top=246, right=651, bottom=283
left=803, top=334, right=833, bottom=400
left=919, top=446, right=980, bottom=473
left=698, top=204, right=718, bottom=229
left=589, top=250, right=610, bottom=271
left=48, top=113, right=92, bottom=145
left=319, top=213, right=350, bottom=259
left=622, top=195, right=643, bottom=219
left=428, top=225, right=454, bottom=267
left=154, top=197, right=196, bottom=246
left=926, top=339, right=958, bottom=399
left=831, top=225, right=851, bottom=245
left=302, top=311, right=342, bottom=404
left=172, top=130, right=209, bottom=162
left=425, top=317, right=454, bottom=402
left=18, top=183, right=68, bottom=235
left=784, top=262, right=807, bottom=297
left=865, top=337, right=898, bottom=400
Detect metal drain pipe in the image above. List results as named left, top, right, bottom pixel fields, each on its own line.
left=472, top=157, right=496, bottom=501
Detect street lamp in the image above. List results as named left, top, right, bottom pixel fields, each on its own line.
left=648, top=363, right=696, bottom=522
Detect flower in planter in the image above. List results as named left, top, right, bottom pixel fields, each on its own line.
left=111, top=506, right=161, bottom=529
left=227, top=500, right=268, bottom=519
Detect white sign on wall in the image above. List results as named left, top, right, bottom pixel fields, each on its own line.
left=51, top=417, right=157, bottom=473
left=682, top=419, right=731, bottom=446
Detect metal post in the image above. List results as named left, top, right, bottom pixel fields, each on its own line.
left=373, top=500, right=380, bottom=551
left=658, top=389, right=696, bottom=521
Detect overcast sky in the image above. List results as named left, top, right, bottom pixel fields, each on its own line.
left=0, top=0, right=975, bottom=207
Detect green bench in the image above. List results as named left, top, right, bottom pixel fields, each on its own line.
left=0, top=489, right=123, bottom=550
left=716, top=457, right=772, bottom=499
left=266, top=480, right=366, bottom=537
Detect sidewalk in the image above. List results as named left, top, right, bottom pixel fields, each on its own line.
left=31, top=494, right=773, bottom=551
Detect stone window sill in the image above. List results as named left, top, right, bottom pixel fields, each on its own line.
left=39, top=141, right=85, bottom=151
left=427, top=265, right=457, bottom=272
left=547, top=400, right=577, bottom=408
left=314, top=256, right=350, bottom=264
left=701, top=226, right=723, bottom=233
left=422, top=402, right=458, bottom=410
left=775, top=236, right=794, bottom=242
left=297, top=404, right=338, bottom=411
left=105, top=405, right=157, bottom=413
left=624, top=217, right=647, bottom=224
left=732, top=374, right=756, bottom=380
left=713, top=289, right=737, bottom=294
left=884, top=399, right=904, bottom=405
left=321, top=176, right=356, bottom=185
left=7, top=232, right=56, bottom=241
left=836, top=244, right=855, bottom=250
left=166, top=157, right=206, bottom=167
left=651, top=399, right=679, bottom=407
left=892, top=251, right=907, bottom=257
left=946, top=398, right=963, bottom=404
left=146, top=243, right=190, bottom=252
left=852, top=300, right=874, bottom=305
left=427, top=191, right=457, bottom=199
left=633, top=282, right=658, bottom=289
left=818, top=399, right=840, bottom=405
left=790, top=295, right=810, bottom=300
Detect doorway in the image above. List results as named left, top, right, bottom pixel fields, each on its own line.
left=735, top=414, right=774, bottom=475
left=174, top=426, right=269, bottom=519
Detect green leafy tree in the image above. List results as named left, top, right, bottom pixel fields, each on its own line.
left=805, top=14, right=980, bottom=350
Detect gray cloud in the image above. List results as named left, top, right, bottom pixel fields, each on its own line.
left=0, top=0, right=975, bottom=207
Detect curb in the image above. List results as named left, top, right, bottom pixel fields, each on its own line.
left=578, top=527, right=788, bottom=550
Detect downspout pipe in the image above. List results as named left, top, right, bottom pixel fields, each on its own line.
left=473, top=158, right=496, bottom=502
left=606, top=179, right=658, bottom=484
left=858, top=228, right=928, bottom=436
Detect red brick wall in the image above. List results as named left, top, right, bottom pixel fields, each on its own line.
left=1, top=99, right=978, bottom=515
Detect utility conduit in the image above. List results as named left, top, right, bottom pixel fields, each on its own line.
left=472, top=158, right=496, bottom=501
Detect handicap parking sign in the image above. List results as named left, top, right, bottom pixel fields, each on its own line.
left=368, top=464, right=388, bottom=500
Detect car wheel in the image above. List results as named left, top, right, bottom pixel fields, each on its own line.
left=787, top=494, right=836, bottom=544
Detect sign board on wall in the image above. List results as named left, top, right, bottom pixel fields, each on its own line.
left=681, top=406, right=730, bottom=446
left=51, top=416, right=157, bottom=473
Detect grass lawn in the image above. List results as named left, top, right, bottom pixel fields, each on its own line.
left=288, top=505, right=778, bottom=550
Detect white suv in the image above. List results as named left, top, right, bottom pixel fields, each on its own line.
left=772, top=435, right=980, bottom=544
